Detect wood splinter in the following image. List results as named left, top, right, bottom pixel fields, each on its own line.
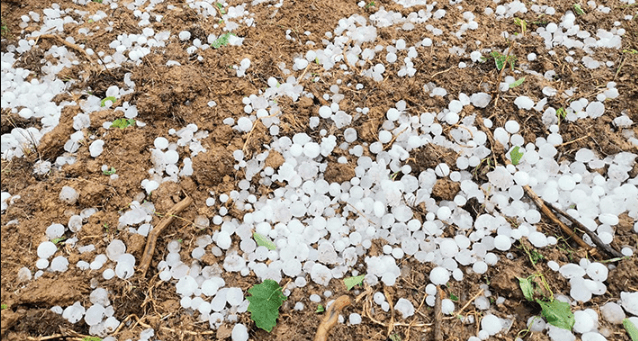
left=138, top=196, right=193, bottom=278
left=314, top=295, right=352, bottom=341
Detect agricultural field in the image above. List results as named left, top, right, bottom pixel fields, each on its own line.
left=1, top=0, right=637, bottom=340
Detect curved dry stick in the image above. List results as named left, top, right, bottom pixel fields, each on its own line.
left=314, top=295, right=352, bottom=341
left=138, top=196, right=193, bottom=278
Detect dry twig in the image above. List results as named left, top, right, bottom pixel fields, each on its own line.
left=138, top=196, right=193, bottom=277
left=433, top=286, right=443, bottom=341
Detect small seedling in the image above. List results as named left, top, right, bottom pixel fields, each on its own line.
left=253, top=232, right=276, bottom=250
left=518, top=275, right=574, bottom=330
left=573, top=4, right=585, bottom=15
left=52, top=237, right=66, bottom=245
left=100, top=96, right=117, bottom=107
left=111, top=118, right=135, bottom=129
left=365, top=1, right=376, bottom=9
left=389, top=333, right=403, bottom=341
left=316, top=304, right=324, bottom=313
left=211, top=32, right=235, bottom=49
left=343, top=275, right=365, bottom=290
left=622, top=49, right=638, bottom=54
left=556, top=107, right=567, bottom=126
left=509, top=77, right=526, bottom=88
left=489, top=51, right=517, bottom=71
left=1, top=304, right=7, bottom=310
left=247, top=279, right=287, bottom=332
left=450, top=293, right=459, bottom=301
left=82, top=337, right=102, bottom=341
left=102, top=167, right=116, bottom=175
left=1, top=18, right=8, bottom=37
left=92, top=0, right=103, bottom=3
left=510, top=146, right=524, bottom=166
left=215, top=2, right=226, bottom=15
left=514, top=18, right=527, bottom=36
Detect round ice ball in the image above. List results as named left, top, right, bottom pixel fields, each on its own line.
left=59, top=186, right=79, bottom=205
left=430, top=267, right=449, bottom=285
left=37, top=241, right=58, bottom=259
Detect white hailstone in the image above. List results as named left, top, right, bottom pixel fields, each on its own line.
left=115, top=254, right=135, bottom=279
left=237, top=117, right=253, bottom=132
left=319, top=106, right=332, bottom=118
left=226, top=287, right=244, bottom=306
left=51, top=256, right=69, bottom=272
left=211, top=288, right=228, bottom=311
left=176, top=276, right=198, bottom=296
left=621, top=292, right=638, bottom=316
left=441, top=299, right=455, bottom=315
left=494, top=235, right=512, bottom=251
left=103, top=268, right=115, bottom=280
left=504, top=120, right=520, bottom=134
left=560, top=263, right=586, bottom=279
left=63, top=302, right=86, bottom=324
left=216, top=231, right=232, bottom=249
left=558, top=175, right=576, bottom=191
left=527, top=316, right=546, bottom=332
left=232, top=323, right=249, bottom=341
left=387, top=108, right=400, bottom=121
left=85, top=304, right=106, bottom=326
left=586, top=101, right=604, bottom=118
left=106, top=239, right=126, bottom=261
left=586, top=263, right=608, bottom=282
left=470, top=92, right=491, bottom=108
left=436, top=206, right=451, bottom=221
left=303, top=142, right=321, bottom=158
left=570, top=277, right=592, bottom=302
left=154, top=137, right=169, bottom=150
left=46, top=223, right=65, bottom=240
left=349, top=313, right=362, bottom=325
left=17, top=267, right=32, bottom=282
left=430, top=267, right=449, bottom=285
left=439, top=239, right=459, bottom=258
left=180, top=296, right=192, bottom=309
left=59, top=186, right=79, bottom=205
left=514, top=96, right=534, bottom=110
left=89, top=140, right=105, bottom=157
left=311, top=263, right=333, bottom=286
left=481, top=314, right=502, bottom=335
left=528, top=232, right=548, bottom=247
left=68, top=215, right=83, bottom=232
left=394, top=298, right=415, bottom=319
left=449, top=100, right=463, bottom=113
left=600, top=302, right=625, bottom=324
left=178, top=31, right=191, bottom=41
left=164, top=150, right=179, bottom=164
left=473, top=261, right=488, bottom=274
left=37, top=241, right=57, bottom=259
left=581, top=332, right=607, bottom=341
left=90, top=288, right=110, bottom=306
left=574, top=310, right=595, bottom=333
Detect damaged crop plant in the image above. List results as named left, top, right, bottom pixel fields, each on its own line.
left=1, top=0, right=637, bottom=341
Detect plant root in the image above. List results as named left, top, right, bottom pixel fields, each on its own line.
left=314, top=295, right=352, bottom=341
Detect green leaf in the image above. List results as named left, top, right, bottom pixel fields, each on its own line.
left=1, top=304, right=7, bottom=310
left=111, top=118, right=135, bottom=129
left=211, top=32, right=236, bottom=49
left=509, top=77, right=526, bottom=88
left=52, top=237, right=66, bottom=245
left=247, top=279, right=287, bottom=332
left=624, top=318, right=638, bottom=341
left=82, top=337, right=102, bottom=341
left=316, top=304, right=324, bottom=313
left=100, top=96, right=117, bottom=107
left=102, top=167, right=116, bottom=175
left=450, top=293, right=459, bottom=301
left=253, top=232, right=276, bottom=250
left=517, top=277, right=535, bottom=301
left=573, top=4, right=585, bottom=15
left=343, top=275, right=365, bottom=290
left=490, top=51, right=506, bottom=70
left=510, top=146, right=524, bottom=165
left=536, top=299, right=574, bottom=330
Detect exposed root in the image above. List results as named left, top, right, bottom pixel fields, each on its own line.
left=314, top=295, right=352, bottom=341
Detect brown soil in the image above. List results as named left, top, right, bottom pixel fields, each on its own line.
left=1, top=0, right=637, bottom=340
